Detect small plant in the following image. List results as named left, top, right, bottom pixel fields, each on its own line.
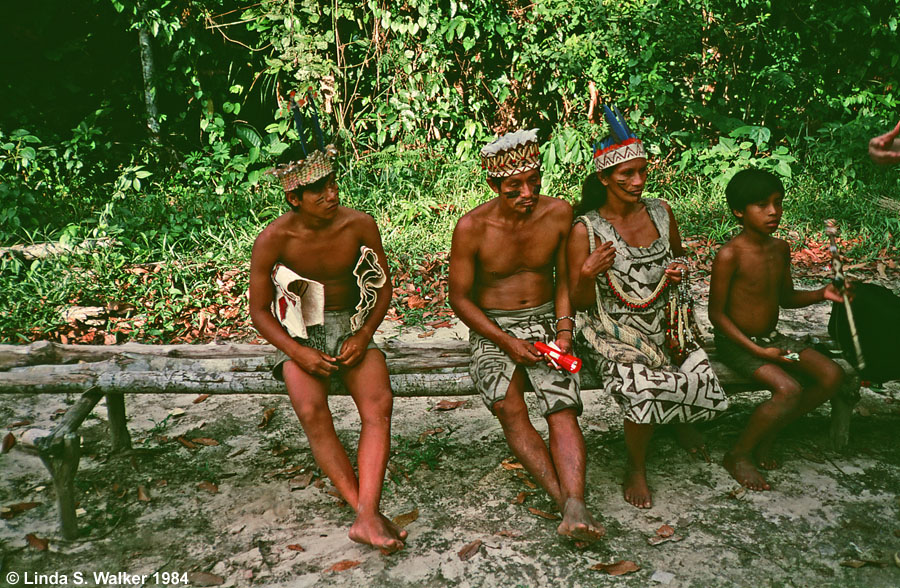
left=389, top=428, right=454, bottom=485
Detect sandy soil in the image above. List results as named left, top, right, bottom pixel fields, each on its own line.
left=2, top=280, right=900, bottom=588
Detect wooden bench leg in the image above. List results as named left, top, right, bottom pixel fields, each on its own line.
left=37, top=432, right=82, bottom=540
left=830, top=363, right=861, bottom=451
left=35, top=390, right=103, bottom=539
left=106, top=393, right=132, bottom=453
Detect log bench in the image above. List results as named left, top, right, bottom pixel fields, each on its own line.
left=0, top=338, right=860, bottom=539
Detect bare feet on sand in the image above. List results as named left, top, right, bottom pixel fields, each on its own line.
left=673, top=423, right=711, bottom=463
left=381, top=513, right=409, bottom=541
left=623, top=467, right=652, bottom=509
left=349, top=512, right=405, bottom=554
left=753, top=437, right=780, bottom=470
left=557, top=498, right=606, bottom=542
left=724, top=452, right=771, bottom=491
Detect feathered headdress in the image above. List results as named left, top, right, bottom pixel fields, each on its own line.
left=267, top=90, right=337, bottom=192
left=592, top=104, right=646, bottom=171
left=480, top=129, right=541, bottom=178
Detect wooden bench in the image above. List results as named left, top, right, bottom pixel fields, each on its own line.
left=0, top=338, right=860, bottom=539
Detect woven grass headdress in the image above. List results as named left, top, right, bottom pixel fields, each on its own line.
left=480, top=129, right=541, bottom=178
left=593, top=104, right=646, bottom=171
left=267, top=90, right=337, bottom=192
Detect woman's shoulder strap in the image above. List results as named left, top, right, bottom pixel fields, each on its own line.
left=644, top=198, right=671, bottom=234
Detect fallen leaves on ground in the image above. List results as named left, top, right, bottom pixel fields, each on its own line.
left=392, top=508, right=419, bottom=527
left=186, top=572, right=225, bottom=586
left=8, top=420, right=31, bottom=427
left=266, top=465, right=304, bottom=478
left=287, top=544, right=305, bottom=552
left=417, top=427, right=444, bottom=443
left=258, top=408, right=276, bottom=429
left=1, top=432, right=15, bottom=454
left=137, top=486, right=151, bottom=502
left=528, top=507, right=560, bottom=520
left=840, top=559, right=888, bottom=569
left=434, top=399, right=466, bottom=411
left=515, top=471, right=538, bottom=489
left=193, top=394, right=210, bottom=404
left=728, top=487, right=746, bottom=500
left=590, top=560, right=640, bottom=575
left=26, top=533, right=48, bottom=551
left=191, top=438, right=219, bottom=446
left=176, top=436, right=197, bottom=450
left=327, top=560, right=361, bottom=572
left=270, top=442, right=291, bottom=456
left=197, top=481, right=219, bottom=494
left=512, top=491, right=531, bottom=505
left=458, top=539, right=482, bottom=561
left=289, top=472, right=314, bottom=490
left=648, top=526, right=684, bottom=546
left=500, top=457, right=524, bottom=470
left=1, top=502, right=41, bottom=519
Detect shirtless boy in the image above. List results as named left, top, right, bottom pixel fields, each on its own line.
left=249, top=141, right=405, bottom=553
left=449, top=129, right=604, bottom=541
left=708, top=168, right=845, bottom=491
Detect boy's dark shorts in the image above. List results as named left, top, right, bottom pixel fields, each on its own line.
left=713, top=328, right=811, bottom=381
left=271, top=310, right=381, bottom=383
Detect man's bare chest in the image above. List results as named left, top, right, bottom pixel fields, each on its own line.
left=279, top=233, right=361, bottom=282
left=477, top=225, right=558, bottom=277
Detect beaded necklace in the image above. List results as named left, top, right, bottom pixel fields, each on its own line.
left=605, top=271, right=669, bottom=310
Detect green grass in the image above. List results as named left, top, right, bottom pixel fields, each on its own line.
left=1, top=147, right=898, bottom=343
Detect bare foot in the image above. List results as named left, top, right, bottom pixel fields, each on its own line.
left=673, top=423, right=711, bottom=463
left=381, top=513, right=409, bottom=541
left=557, top=498, right=606, bottom=542
left=623, top=466, right=652, bottom=508
left=754, top=437, right=779, bottom=470
left=349, top=512, right=405, bottom=554
left=724, top=451, right=771, bottom=491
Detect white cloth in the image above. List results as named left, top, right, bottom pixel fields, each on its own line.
left=270, top=263, right=325, bottom=339
left=351, top=246, right=386, bottom=333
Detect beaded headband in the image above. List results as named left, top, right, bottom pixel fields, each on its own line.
left=267, top=90, right=337, bottom=192
left=593, top=104, right=646, bottom=171
left=480, top=129, right=541, bottom=178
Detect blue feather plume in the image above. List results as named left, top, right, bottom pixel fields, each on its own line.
left=306, top=91, right=326, bottom=151
left=598, top=104, right=637, bottom=151
left=290, top=100, right=309, bottom=157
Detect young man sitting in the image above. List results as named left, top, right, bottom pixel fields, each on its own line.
left=248, top=111, right=404, bottom=553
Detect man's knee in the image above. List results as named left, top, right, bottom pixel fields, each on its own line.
left=291, top=394, right=330, bottom=427
left=493, top=395, right=529, bottom=424
left=358, top=386, right=393, bottom=423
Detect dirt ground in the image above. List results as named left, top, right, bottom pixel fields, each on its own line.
left=2, top=280, right=900, bottom=588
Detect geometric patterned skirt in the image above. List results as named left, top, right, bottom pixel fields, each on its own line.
left=579, top=334, right=729, bottom=424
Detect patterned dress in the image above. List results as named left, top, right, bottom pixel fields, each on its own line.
left=575, top=199, right=728, bottom=424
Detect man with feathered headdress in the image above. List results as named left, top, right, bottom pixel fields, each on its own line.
left=248, top=92, right=405, bottom=553
left=449, top=129, right=606, bottom=542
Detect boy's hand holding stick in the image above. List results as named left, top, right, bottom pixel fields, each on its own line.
left=825, top=219, right=865, bottom=370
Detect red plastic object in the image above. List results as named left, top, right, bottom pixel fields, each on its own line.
left=534, top=341, right=582, bottom=374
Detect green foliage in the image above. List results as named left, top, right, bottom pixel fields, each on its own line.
left=1, top=1, right=900, bottom=344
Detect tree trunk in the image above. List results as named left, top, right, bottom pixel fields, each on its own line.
left=137, top=15, right=160, bottom=143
